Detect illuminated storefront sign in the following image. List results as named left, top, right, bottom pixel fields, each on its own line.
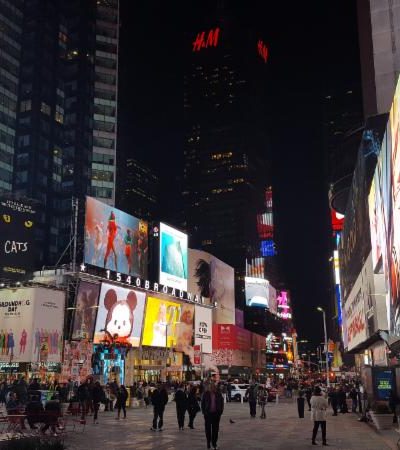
left=257, top=40, right=268, bottom=63
left=261, top=240, right=276, bottom=257
left=277, top=291, right=292, bottom=320
left=192, top=27, right=220, bottom=52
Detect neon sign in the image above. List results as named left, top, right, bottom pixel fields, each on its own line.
left=257, top=40, right=268, bottom=63
left=192, top=28, right=220, bottom=52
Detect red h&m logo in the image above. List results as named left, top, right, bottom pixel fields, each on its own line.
left=257, top=40, right=268, bottom=63
left=192, top=27, right=220, bottom=52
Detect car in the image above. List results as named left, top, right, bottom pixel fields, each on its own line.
left=229, top=383, right=250, bottom=402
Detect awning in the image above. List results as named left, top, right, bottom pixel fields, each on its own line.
left=345, top=330, right=398, bottom=354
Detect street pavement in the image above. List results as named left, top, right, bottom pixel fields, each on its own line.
left=64, top=399, right=400, bottom=450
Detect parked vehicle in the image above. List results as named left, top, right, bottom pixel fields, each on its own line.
left=230, top=384, right=249, bottom=402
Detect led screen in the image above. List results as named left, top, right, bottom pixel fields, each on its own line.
left=159, top=223, right=188, bottom=291
left=245, top=277, right=269, bottom=307
left=142, top=296, right=193, bottom=349
left=84, top=196, right=148, bottom=278
left=71, top=281, right=100, bottom=340
left=93, top=283, right=146, bottom=347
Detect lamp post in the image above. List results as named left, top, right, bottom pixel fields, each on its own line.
left=317, top=307, right=330, bottom=388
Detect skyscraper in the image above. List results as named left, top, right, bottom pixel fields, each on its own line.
left=183, top=16, right=271, bottom=295
left=357, top=0, right=400, bottom=118
left=1, top=0, right=119, bottom=267
left=0, top=0, right=23, bottom=193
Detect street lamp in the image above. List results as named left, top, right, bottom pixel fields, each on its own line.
left=317, top=307, right=330, bottom=387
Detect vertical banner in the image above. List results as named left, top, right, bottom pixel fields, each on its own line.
left=194, top=305, right=212, bottom=354
left=193, top=344, right=202, bottom=365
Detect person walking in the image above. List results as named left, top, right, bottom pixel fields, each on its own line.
left=92, top=381, right=104, bottom=424
left=150, top=383, right=168, bottom=431
left=305, top=385, right=312, bottom=411
left=337, top=387, right=348, bottom=414
left=258, top=386, right=267, bottom=419
left=245, top=382, right=258, bottom=418
left=349, top=386, right=358, bottom=413
left=188, top=385, right=200, bottom=429
left=174, top=384, right=188, bottom=430
left=297, top=388, right=305, bottom=418
left=115, top=385, right=128, bottom=420
left=201, top=383, right=224, bottom=450
left=329, top=388, right=338, bottom=416
left=77, top=380, right=89, bottom=420
left=311, top=386, right=328, bottom=446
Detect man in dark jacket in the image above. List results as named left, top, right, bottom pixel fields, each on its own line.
left=328, top=388, right=338, bottom=416
left=92, top=381, right=104, bottom=424
left=201, top=383, right=224, bottom=450
left=150, top=383, right=168, bottom=431
left=26, top=393, right=45, bottom=429
left=77, top=381, right=89, bottom=419
left=174, top=385, right=188, bottom=430
left=245, top=383, right=258, bottom=418
left=41, top=397, right=61, bottom=436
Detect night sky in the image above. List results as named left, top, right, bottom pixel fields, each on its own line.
left=118, top=1, right=362, bottom=345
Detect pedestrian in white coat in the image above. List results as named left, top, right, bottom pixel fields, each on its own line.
left=310, top=386, right=329, bottom=446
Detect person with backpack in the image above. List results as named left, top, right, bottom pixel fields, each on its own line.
left=115, top=385, right=128, bottom=420
left=245, top=382, right=258, bottom=418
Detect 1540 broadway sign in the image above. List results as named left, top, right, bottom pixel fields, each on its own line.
left=79, top=264, right=208, bottom=305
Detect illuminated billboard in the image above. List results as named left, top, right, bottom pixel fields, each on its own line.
left=260, top=240, right=276, bottom=257
left=331, top=209, right=344, bottom=232
left=0, top=287, right=65, bottom=363
left=245, top=277, right=269, bottom=307
left=84, top=196, right=148, bottom=279
left=159, top=223, right=188, bottom=291
left=142, top=296, right=194, bottom=349
left=0, top=198, right=37, bottom=280
left=188, top=249, right=235, bottom=323
left=71, top=281, right=100, bottom=341
left=246, top=257, right=265, bottom=278
left=93, top=283, right=146, bottom=347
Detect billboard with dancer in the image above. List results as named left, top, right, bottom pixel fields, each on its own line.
left=84, top=196, right=148, bottom=278
left=71, top=281, right=101, bottom=340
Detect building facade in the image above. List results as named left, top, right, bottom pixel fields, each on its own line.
left=0, top=0, right=119, bottom=268
left=183, top=19, right=271, bottom=301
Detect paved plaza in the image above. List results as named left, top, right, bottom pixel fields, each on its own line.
left=63, top=400, right=400, bottom=450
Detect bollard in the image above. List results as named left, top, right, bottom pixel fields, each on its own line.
left=241, top=394, right=243, bottom=404
left=276, top=394, right=279, bottom=405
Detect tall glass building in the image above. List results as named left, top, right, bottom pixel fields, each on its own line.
left=1, top=0, right=119, bottom=266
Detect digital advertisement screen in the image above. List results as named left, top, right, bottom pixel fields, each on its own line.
left=84, top=196, right=148, bottom=279
left=159, top=222, right=188, bottom=291
left=0, top=198, right=37, bottom=280
left=245, top=277, right=269, bottom=307
left=142, top=296, right=190, bottom=348
left=93, top=283, right=146, bottom=347
left=373, top=369, right=394, bottom=401
left=71, top=281, right=101, bottom=340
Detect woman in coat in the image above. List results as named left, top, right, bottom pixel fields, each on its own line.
left=115, top=385, right=128, bottom=420
left=310, top=386, right=328, bottom=446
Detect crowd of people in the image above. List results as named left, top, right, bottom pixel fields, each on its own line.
left=0, top=375, right=392, bottom=448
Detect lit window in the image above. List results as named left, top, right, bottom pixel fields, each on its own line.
left=20, top=99, right=32, bottom=112
left=41, top=102, right=51, bottom=116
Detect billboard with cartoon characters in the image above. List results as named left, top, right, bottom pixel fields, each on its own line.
left=84, top=196, right=148, bottom=279
left=142, top=296, right=194, bottom=350
left=0, top=287, right=65, bottom=363
left=93, top=283, right=146, bottom=347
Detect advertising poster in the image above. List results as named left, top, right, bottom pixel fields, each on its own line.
left=339, top=115, right=387, bottom=302
left=61, top=340, right=93, bottom=383
left=373, top=368, right=394, bottom=400
left=194, top=305, right=212, bottom=354
left=245, top=276, right=269, bottom=307
left=268, top=285, right=278, bottom=315
left=71, top=281, right=101, bottom=340
left=0, top=287, right=65, bottom=363
left=93, top=283, right=146, bottom=347
left=212, top=324, right=251, bottom=351
left=188, top=249, right=235, bottom=323
left=159, top=223, right=188, bottom=291
left=0, top=198, right=37, bottom=280
left=84, top=196, right=148, bottom=278
left=142, top=296, right=187, bottom=349
left=343, top=253, right=375, bottom=351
